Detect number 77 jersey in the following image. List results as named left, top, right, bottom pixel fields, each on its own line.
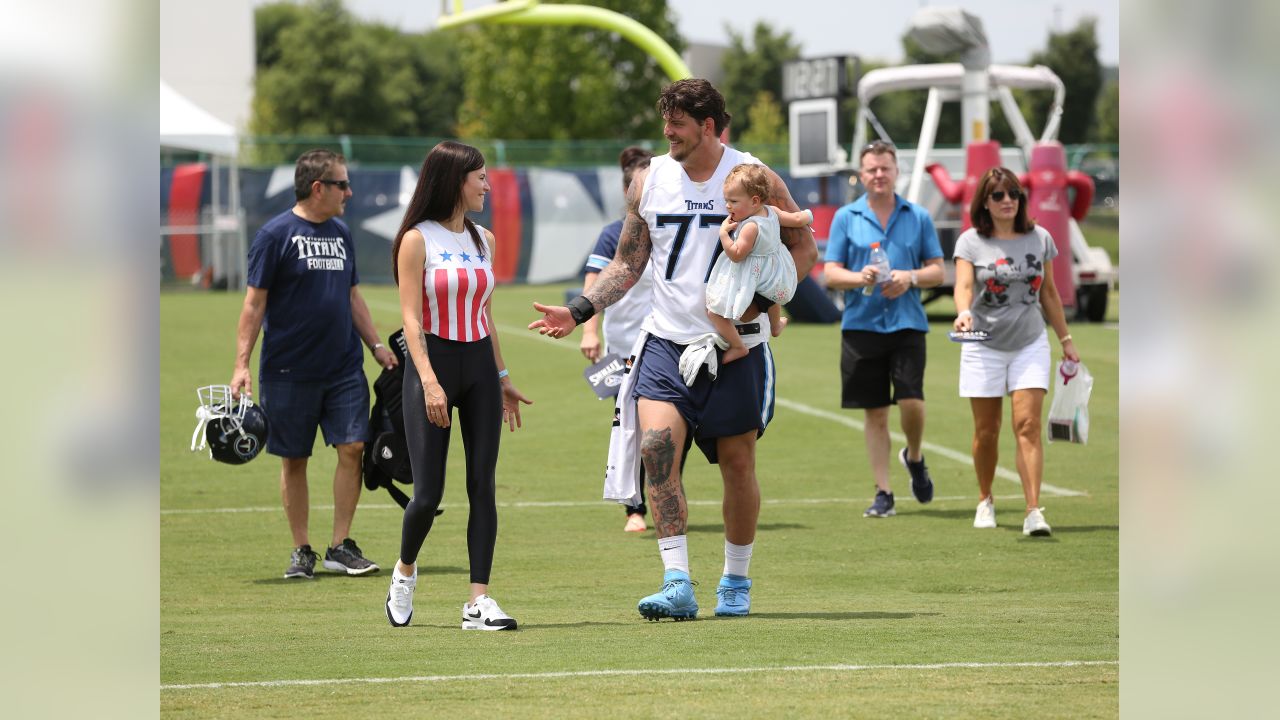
left=637, top=146, right=771, bottom=346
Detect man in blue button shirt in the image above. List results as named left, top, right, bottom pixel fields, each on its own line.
left=823, top=141, right=945, bottom=518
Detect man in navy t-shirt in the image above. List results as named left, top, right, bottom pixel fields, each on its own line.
left=231, top=149, right=398, bottom=579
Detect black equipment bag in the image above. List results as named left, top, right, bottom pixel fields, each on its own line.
left=362, top=330, right=440, bottom=515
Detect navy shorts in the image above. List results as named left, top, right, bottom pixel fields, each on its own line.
left=632, top=335, right=776, bottom=464
left=840, top=329, right=927, bottom=409
left=259, top=370, right=371, bottom=458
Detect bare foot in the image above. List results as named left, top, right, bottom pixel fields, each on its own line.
left=771, top=317, right=789, bottom=337
left=721, top=344, right=749, bottom=364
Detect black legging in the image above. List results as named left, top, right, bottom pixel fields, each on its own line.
left=400, top=334, right=502, bottom=584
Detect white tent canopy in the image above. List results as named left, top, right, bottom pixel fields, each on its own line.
left=160, top=79, right=246, bottom=289
left=160, top=80, right=238, bottom=157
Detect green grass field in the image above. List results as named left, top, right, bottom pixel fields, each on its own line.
left=160, top=284, right=1118, bottom=718
left=1080, top=210, right=1120, bottom=268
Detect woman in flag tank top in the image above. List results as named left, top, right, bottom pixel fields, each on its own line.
left=384, top=141, right=532, bottom=630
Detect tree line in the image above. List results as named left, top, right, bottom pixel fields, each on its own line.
left=251, top=0, right=1118, bottom=156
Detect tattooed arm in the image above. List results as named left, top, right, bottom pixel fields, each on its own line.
left=584, top=166, right=653, bottom=310
left=530, top=166, right=652, bottom=338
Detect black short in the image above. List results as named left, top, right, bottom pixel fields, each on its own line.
left=840, top=329, right=927, bottom=409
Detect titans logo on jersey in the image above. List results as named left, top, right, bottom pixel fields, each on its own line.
left=637, top=147, right=771, bottom=345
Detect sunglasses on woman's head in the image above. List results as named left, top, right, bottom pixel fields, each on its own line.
left=990, top=190, right=1021, bottom=202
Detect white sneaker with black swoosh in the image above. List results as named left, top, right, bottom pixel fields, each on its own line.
left=462, top=594, right=517, bottom=631
left=385, top=569, right=416, bottom=627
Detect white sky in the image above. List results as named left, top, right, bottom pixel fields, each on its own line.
left=319, top=0, right=1119, bottom=65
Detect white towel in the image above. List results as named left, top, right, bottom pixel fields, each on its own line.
left=603, top=331, right=649, bottom=505
left=677, top=333, right=728, bottom=386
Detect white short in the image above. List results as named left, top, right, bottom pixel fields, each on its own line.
left=959, top=330, right=1051, bottom=397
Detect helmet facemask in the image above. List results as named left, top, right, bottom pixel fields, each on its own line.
left=191, top=385, right=250, bottom=452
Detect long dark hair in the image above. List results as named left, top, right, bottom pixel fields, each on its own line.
left=392, top=141, right=487, bottom=284
left=969, top=167, right=1035, bottom=237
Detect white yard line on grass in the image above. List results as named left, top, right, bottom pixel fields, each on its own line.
left=360, top=308, right=1087, bottom=499
left=161, top=494, right=1051, bottom=515
left=162, top=659, right=1117, bottom=691
left=772, top=398, right=1086, bottom=497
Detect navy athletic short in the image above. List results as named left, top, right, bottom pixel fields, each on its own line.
left=260, top=370, right=370, bottom=458
left=632, top=334, right=776, bottom=463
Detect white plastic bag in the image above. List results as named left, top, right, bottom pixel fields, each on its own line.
left=1047, top=360, right=1093, bottom=444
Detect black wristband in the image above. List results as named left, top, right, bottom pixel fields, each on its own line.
left=753, top=293, right=776, bottom=313
left=566, top=295, right=596, bottom=325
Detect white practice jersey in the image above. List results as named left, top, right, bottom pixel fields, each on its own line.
left=638, top=145, right=771, bottom=345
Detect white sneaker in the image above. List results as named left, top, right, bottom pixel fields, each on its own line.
left=1023, top=507, right=1052, bottom=537
left=462, top=594, right=518, bottom=631
left=385, top=569, right=416, bottom=627
left=973, top=497, right=997, bottom=529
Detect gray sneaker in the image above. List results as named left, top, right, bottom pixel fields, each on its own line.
left=284, top=545, right=319, bottom=579
left=323, top=538, right=380, bottom=575
left=863, top=490, right=896, bottom=518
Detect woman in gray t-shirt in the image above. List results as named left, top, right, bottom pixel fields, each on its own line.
left=952, top=167, right=1080, bottom=538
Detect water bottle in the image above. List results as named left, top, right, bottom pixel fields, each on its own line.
left=1060, top=359, right=1079, bottom=383
left=862, top=242, right=892, bottom=296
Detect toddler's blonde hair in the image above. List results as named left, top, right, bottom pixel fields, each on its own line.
left=724, top=163, right=770, bottom=201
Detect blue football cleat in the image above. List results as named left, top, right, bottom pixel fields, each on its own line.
left=637, top=569, right=698, bottom=621
left=714, top=574, right=752, bottom=617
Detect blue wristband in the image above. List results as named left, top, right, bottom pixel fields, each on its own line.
left=497, top=368, right=509, bottom=379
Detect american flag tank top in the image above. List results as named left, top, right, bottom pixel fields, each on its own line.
left=416, top=220, right=495, bottom=342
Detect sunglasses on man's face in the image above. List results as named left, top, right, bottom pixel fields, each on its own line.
left=319, top=179, right=351, bottom=191
left=990, top=190, right=1021, bottom=202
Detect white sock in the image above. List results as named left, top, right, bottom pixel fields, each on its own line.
left=724, top=540, right=753, bottom=578
left=394, top=565, right=416, bottom=582
left=658, top=535, right=689, bottom=574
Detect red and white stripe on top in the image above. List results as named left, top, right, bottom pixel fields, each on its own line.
left=416, top=220, right=495, bottom=342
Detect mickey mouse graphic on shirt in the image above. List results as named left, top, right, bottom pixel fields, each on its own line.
left=1024, top=253, right=1044, bottom=301
left=979, top=254, right=1045, bottom=306
left=980, top=257, right=1013, bottom=304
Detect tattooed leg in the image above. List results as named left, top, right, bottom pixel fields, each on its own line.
left=638, top=399, right=689, bottom=539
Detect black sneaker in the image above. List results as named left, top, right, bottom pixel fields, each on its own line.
left=863, top=490, right=896, bottom=518
left=323, top=538, right=380, bottom=575
left=899, top=448, right=935, bottom=503
left=284, top=545, right=319, bottom=579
